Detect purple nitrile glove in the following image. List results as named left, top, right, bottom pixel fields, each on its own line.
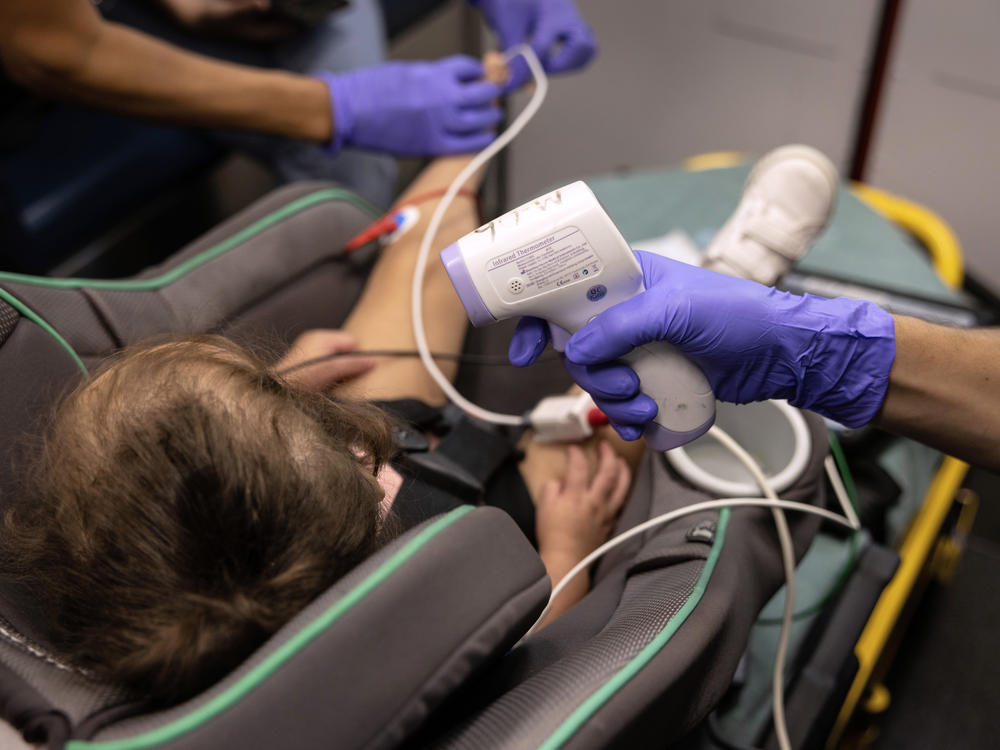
left=509, top=250, right=897, bottom=440
left=471, top=0, right=597, bottom=90
left=316, top=56, right=503, bottom=157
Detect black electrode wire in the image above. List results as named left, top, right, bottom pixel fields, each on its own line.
left=276, top=348, right=560, bottom=377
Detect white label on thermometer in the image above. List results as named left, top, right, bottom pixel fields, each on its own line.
left=485, top=226, right=603, bottom=302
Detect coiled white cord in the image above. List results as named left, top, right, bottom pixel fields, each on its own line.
left=410, top=45, right=548, bottom=427
left=709, top=426, right=796, bottom=750
left=518, top=494, right=853, bottom=642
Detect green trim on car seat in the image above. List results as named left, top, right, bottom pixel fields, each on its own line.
left=539, top=507, right=732, bottom=750
left=0, top=189, right=379, bottom=292
left=66, top=505, right=474, bottom=750
left=0, top=287, right=89, bottom=376
left=0, top=188, right=376, bottom=378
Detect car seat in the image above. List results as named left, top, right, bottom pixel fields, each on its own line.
left=0, top=180, right=831, bottom=749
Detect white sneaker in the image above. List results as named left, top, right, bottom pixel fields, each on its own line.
left=701, top=145, right=839, bottom=285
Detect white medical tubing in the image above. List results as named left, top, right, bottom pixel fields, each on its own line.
left=518, top=496, right=855, bottom=642
left=706, top=425, right=796, bottom=750
left=825, top=455, right=862, bottom=529
left=410, top=45, right=548, bottom=426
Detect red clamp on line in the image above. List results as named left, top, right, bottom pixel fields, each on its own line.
left=528, top=393, right=608, bottom=442
left=344, top=187, right=480, bottom=252
left=344, top=215, right=399, bottom=252
left=587, top=407, right=610, bottom=427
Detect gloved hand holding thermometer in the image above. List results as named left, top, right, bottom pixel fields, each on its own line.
left=442, top=182, right=716, bottom=450
left=510, top=251, right=898, bottom=440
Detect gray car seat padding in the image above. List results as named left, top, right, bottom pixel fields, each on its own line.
left=0, top=182, right=379, bottom=507
left=65, top=506, right=547, bottom=750
left=424, top=413, right=827, bottom=750
left=0, top=181, right=379, bottom=360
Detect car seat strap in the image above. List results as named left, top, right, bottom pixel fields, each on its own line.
left=0, top=661, right=70, bottom=748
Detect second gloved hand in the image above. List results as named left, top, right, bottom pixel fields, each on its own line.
left=509, top=251, right=896, bottom=439
left=317, top=56, right=503, bottom=157
left=473, top=0, right=596, bottom=89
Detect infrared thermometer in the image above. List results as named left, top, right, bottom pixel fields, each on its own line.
left=441, top=181, right=715, bottom=450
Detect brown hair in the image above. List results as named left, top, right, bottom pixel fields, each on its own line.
left=1, top=335, right=397, bottom=706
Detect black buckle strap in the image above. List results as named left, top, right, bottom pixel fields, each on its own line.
left=379, top=400, right=519, bottom=504
left=0, top=661, right=70, bottom=748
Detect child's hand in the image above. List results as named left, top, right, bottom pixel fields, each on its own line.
left=533, top=440, right=631, bottom=625
left=535, top=440, right=631, bottom=569
left=275, top=330, right=376, bottom=392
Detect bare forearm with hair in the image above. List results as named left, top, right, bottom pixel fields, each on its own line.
left=875, top=315, right=1000, bottom=470
left=0, top=0, right=331, bottom=142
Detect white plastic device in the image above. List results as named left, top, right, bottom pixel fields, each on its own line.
left=667, top=400, right=811, bottom=496
left=441, top=181, right=715, bottom=450
left=528, top=392, right=597, bottom=442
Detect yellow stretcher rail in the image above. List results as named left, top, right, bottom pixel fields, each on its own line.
left=677, top=155, right=971, bottom=748
left=828, top=185, right=970, bottom=747
left=827, top=457, right=969, bottom=747
left=850, top=182, right=964, bottom=290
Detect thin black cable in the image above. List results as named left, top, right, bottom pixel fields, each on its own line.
left=276, top=348, right=560, bottom=376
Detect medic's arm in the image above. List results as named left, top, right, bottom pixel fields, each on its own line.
left=876, top=316, right=1000, bottom=471
left=0, top=0, right=332, bottom=142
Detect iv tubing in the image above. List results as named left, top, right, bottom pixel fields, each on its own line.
left=410, top=45, right=548, bottom=427
left=518, top=495, right=855, bottom=641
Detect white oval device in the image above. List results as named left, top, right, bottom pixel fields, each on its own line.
left=441, top=181, right=715, bottom=450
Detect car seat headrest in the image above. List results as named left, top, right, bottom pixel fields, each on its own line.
left=0, top=507, right=547, bottom=749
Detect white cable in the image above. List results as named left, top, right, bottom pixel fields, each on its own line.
left=825, top=455, right=861, bottom=530
left=706, top=425, right=796, bottom=750
left=410, top=45, right=549, bottom=426
left=516, top=495, right=854, bottom=644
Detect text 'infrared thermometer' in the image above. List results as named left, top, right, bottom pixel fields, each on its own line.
left=441, top=181, right=715, bottom=450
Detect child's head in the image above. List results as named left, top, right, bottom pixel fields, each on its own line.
left=1, top=336, right=396, bottom=706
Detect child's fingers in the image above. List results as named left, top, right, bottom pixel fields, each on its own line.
left=320, top=355, right=377, bottom=383
left=588, top=440, right=620, bottom=497
left=562, top=444, right=588, bottom=493
left=324, top=330, right=360, bottom=353
left=295, top=329, right=360, bottom=355
left=608, top=456, right=631, bottom=513
left=539, top=478, right=561, bottom=504
left=280, top=330, right=373, bottom=389
left=283, top=329, right=359, bottom=368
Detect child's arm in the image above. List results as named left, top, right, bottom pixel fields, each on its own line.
left=334, top=155, right=486, bottom=406
left=333, top=53, right=509, bottom=405
left=269, top=152, right=491, bottom=398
